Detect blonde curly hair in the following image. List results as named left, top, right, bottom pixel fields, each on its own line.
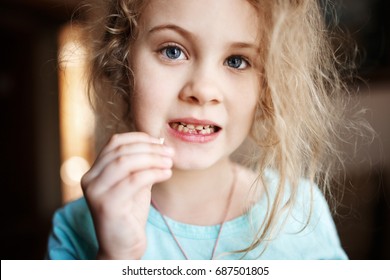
left=79, top=0, right=365, bottom=257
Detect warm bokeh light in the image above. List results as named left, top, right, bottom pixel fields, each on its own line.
left=60, top=156, right=91, bottom=187
left=58, top=24, right=95, bottom=204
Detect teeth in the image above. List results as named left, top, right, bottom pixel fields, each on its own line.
left=171, top=122, right=216, bottom=134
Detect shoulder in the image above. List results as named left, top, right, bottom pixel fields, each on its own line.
left=263, top=169, right=333, bottom=217
left=52, top=197, right=94, bottom=235
left=46, top=197, right=98, bottom=260
left=259, top=169, right=348, bottom=259
left=59, top=197, right=91, bottom=218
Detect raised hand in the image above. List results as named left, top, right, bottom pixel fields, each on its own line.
left=81, top=132, right=174, bottom=259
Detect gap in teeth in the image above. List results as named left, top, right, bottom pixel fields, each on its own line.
left=170, top=122, right=215, bottom=134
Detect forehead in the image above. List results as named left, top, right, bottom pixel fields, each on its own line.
left=139, top=0, right=259, bottom=42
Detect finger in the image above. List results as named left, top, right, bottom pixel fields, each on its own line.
left=109, top=168, right=173, bottom=206
left=83, top=153, right=173, bottom=195
left=100, top=132, right=162, bottom=158
left=87, top=168, right=172, bottom=232
left=86, top=168, right=172, bottom=213
left=87, top=142, right=174, bottom=181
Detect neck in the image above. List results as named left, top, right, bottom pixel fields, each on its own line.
left=151, top=158, right=235, bottom=225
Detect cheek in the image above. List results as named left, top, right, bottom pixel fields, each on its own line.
left=235, top=80, right=259, bottom=124
left=131, top=78, right=159, bottom=132
left=132, top=52, right=174, bottom=106
left=131, top=75, right=175, bottom=135
left=243, top=94, right=259, bottom=137
left=240, top=103, right=257, bottom=134
left=132, top=90, right=164, bottom=129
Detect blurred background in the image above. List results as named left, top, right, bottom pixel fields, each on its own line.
left=1, top=0, right=389, bottom=260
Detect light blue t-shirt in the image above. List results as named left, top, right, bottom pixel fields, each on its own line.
left=46, top=171, right=347, bottom=260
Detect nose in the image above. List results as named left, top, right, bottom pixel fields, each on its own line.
left=178, top=64, right=223, bottom=106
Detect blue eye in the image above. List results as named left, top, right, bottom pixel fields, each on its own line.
left=226, top=56, right=249, bottom=69
left=161, top=46, right=186, bottom=60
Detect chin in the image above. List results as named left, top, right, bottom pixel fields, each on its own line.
left=172, top=155, right=220, bottom=171
left=173, top=161, right=214, bottom=171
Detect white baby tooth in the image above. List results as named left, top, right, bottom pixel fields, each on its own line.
left=187, top=124, right=195, bottom=129
left=159, top=138, right=165, bottom=145
left=195, top=125, right=204, bottom=130
left=183, top=126, right=189, bottom=133
left=178, top=125, right=184, bottom=132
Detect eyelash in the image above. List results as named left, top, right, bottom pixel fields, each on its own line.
left=158, top=43, right=251, bottom=70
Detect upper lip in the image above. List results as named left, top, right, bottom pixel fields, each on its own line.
left=168, top=117, right=221, bottom=128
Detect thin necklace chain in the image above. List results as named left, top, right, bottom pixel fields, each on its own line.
left=150, top=165, right=237, bottom=260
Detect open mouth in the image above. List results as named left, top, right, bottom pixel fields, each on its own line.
left=169, top=122, right=221, bottom=135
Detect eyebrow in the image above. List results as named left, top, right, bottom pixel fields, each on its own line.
left=148, top=24, right=195, bottom=40
left=148, top=24, right=259, bottom=52
left=229, top=42, right=259, bottom=53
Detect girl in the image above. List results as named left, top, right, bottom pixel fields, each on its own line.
left=47, top=0, right=353, bottom=259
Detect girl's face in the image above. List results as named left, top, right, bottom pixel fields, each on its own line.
left=130, top=0, right=260, bottom=170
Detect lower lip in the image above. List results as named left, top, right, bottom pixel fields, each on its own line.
left=167, top=125, right=221, bottom=143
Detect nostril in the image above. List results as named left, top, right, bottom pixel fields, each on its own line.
left=188, top=96, right=199, bottom=103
